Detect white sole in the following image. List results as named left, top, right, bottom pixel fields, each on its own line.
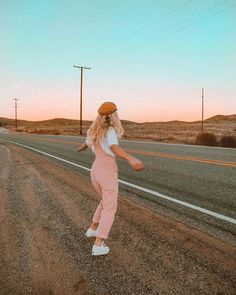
left=85, top=229, right=98, bottom=238
left=92, top=252, right=109, bottom=256
left=85, top=234, right=96, bottom=238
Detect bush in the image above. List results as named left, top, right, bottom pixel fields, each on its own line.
left=219, top=135, right=236, bottom=148
left=167, top=136, right=175, bottom=141
left=195, top=132, right=217, bottom=146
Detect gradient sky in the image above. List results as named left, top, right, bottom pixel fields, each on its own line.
left=1, top=0, right=236, bottom=122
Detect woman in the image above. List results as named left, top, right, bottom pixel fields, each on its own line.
left=78, top=102, right=144, bottom=256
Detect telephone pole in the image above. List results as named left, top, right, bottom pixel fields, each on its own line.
left=73, top=65, right=91, bottom=136
left=13, top=98, right=19, bottom=132
left=201, top=88, right=204, bottom=132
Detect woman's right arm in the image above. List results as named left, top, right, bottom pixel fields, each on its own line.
left=110, top=145, right=144, bottom=171
left=77, top=135, right=91, bottom=152
left=77, top=143, right=89, bottom=152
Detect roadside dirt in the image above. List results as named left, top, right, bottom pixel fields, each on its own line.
left=0, top=143, right=235, bottom=295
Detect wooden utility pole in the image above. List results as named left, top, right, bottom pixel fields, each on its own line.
left=201, top=88, right=204, bottom=132
left=13, top=98, right=19, bottom=132
left=73, top=65, right=91, bottom=136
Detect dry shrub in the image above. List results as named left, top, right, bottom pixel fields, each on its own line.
left=167, top=136, right=175, bottom=141
left=219, top=135, right=236, bottom=148
left=30, top=129, right=60, bottom=135
left=195, top=132, right=217, bottom=146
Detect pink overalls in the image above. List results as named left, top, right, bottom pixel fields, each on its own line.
left=91, top=143, right=118, bottom=239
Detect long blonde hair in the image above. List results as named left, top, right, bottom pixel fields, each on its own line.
left=87, top=111, right=124, bottom=144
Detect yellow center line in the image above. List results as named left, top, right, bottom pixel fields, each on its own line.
left=125, top=149, right=236, bottom=168
left=19, top=136, right=236, bottom=168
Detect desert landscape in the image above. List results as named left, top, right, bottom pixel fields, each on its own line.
left=0, top=114, right=236, bottom=146
left=1, top=2, right=236, bottom=294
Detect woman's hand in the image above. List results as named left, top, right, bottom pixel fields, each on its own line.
left=128, top=157, right=144, bottom=171
left=77, top=143, right=88, bottom=152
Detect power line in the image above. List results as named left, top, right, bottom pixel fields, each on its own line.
left=84, top=0, right=195, bottom=62
left=131, top=0, right=235, bottom=52
left=97, top=1, right=235, bottom=64
left=125, top=0, right=195, bottom=38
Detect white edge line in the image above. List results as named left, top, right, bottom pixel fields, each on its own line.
left=1, top=138, right=236, bottom=225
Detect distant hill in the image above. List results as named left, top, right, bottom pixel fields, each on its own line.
left=0, top=117, right=92, bottom=127
left=1, top=114, right=236, bottom=127
left=204, top=114, right=236, bottom=123
left=141, top=120, right=190, bottom=125
left=141, top=114, right=236, bottom=126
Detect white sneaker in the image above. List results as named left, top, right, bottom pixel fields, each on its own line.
left=85, top=228, right=98, bottom=238
left=92, top=241, right=110, bottom=256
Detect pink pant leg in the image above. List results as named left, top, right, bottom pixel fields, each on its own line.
left=91, top=154, right=118, bottom=239
left=96, top=185, right=118, bottom=239
left=93, top=200, right=103, bottom=223
left=91, top=181, right=103, bottom=224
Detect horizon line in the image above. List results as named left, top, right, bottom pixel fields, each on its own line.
left=1, top=113, right=235, bottom=124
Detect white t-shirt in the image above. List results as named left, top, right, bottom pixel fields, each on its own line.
left=85, top=127, right=119, bottom=157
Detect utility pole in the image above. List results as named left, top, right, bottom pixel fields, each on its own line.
left=73, top=65, right=91, bottom=136
left=201, top=88, right=204, bottom=132
left=13, top=98, right=19, bottom=132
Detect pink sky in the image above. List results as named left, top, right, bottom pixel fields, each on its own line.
left=2, top=82, right=235, bottom=123
left=1, top=1, right=236, bottom=122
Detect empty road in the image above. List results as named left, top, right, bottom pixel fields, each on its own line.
left=1, top=130, right=236, bottom=294
left=0, top=131, right=235, bottom=245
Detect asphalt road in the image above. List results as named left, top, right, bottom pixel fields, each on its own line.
left=0, top=131, right=235, bottom=245
left=1, top=142, right=235, bottom=295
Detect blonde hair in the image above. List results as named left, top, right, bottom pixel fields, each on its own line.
left=87, top=111, right=124, bottom=144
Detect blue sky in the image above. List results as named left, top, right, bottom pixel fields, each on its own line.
left=1, top=0, right=236, bottom=122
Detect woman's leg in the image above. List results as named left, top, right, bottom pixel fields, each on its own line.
left=92, top=160, right=118, bottom=246
left=94, top=237, right=103, bottom=246
left=95, top=184, right=118, bottom=241
left=91, top=181, right=103, bottom=228
left=91, top=222, right=99, bottom=230
left=92, top=201, right=102, bottom=227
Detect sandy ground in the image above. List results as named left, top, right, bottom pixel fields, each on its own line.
left=0, top=143, right=235, bottom=295
left=6, top=120, right=236, bottom=144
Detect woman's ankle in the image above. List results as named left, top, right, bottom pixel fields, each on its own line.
left=91, top=222, right=98, bottom=230
left=94, top=237, right=103, bottom=246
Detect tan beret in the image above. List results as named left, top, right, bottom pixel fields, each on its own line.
left=98, top=102, right=117, bottom=115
